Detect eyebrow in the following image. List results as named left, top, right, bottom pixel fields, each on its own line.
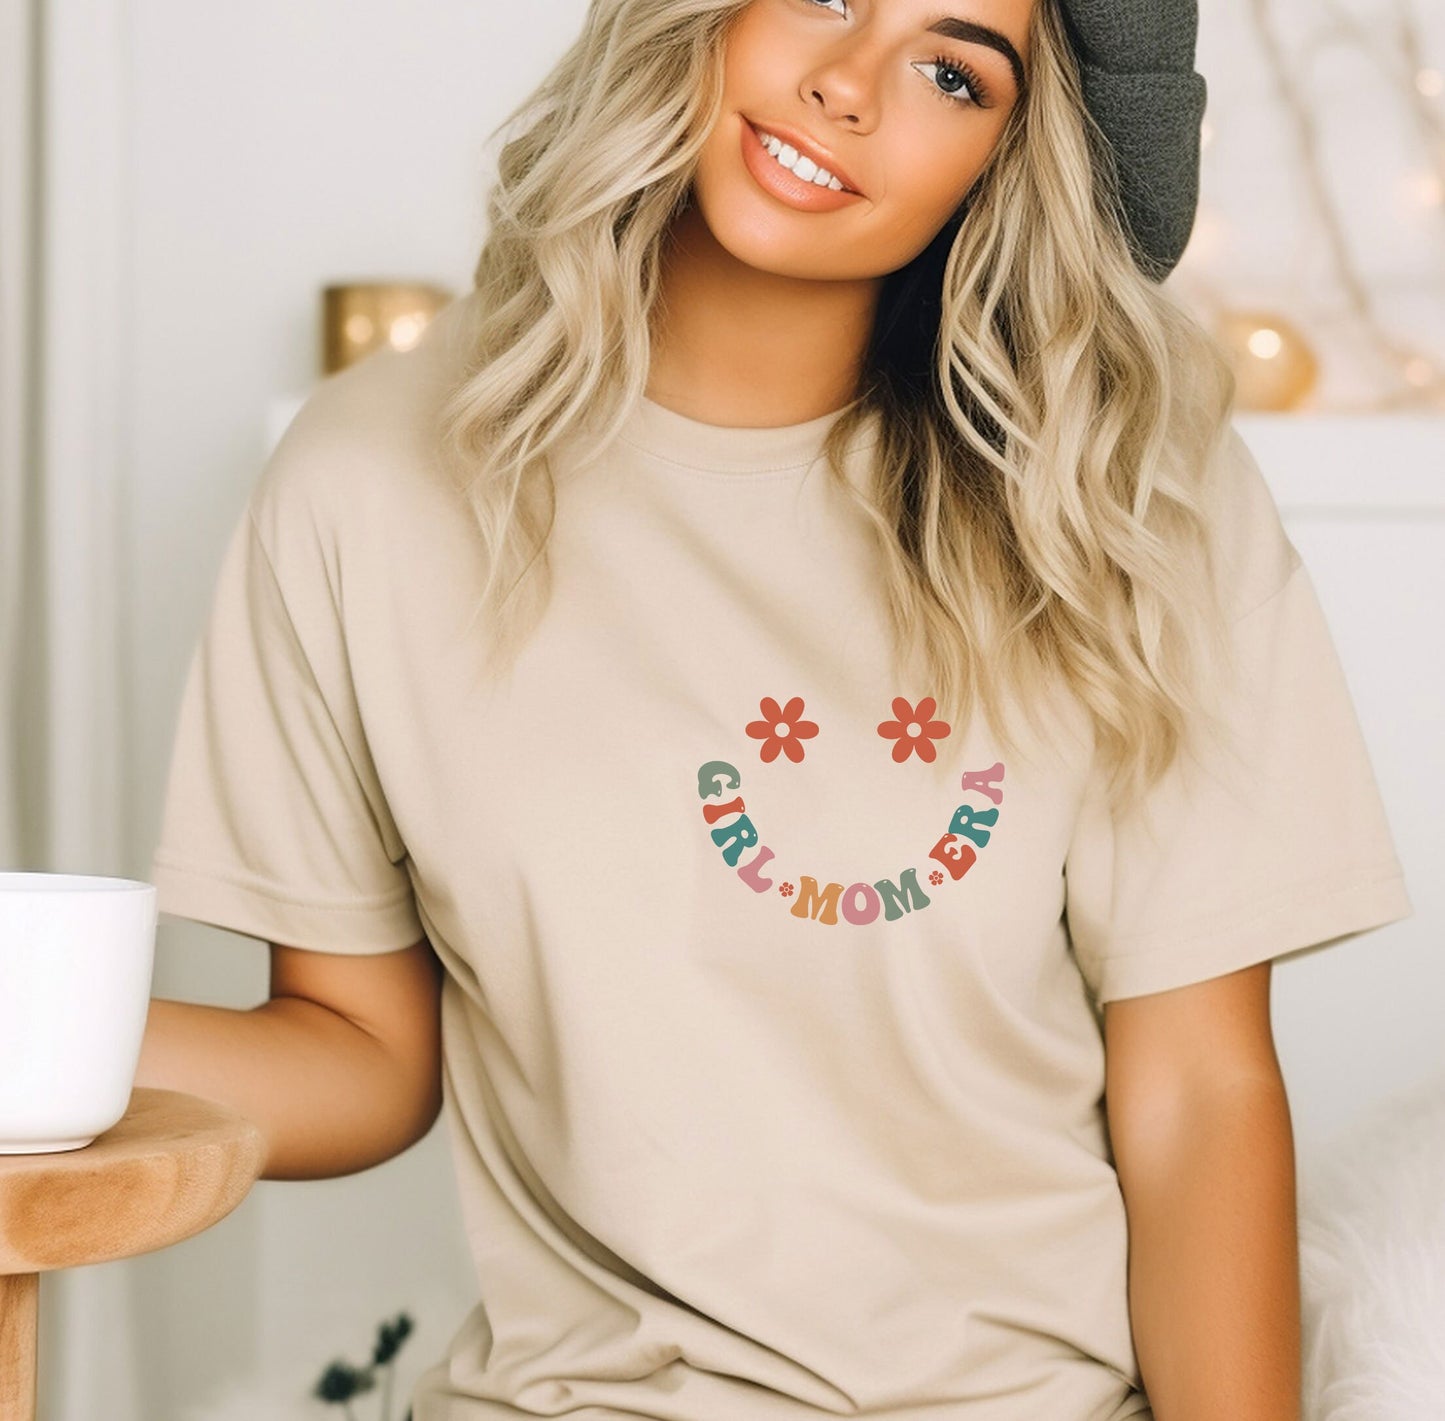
left=925, top=15, right=1028, bottom=96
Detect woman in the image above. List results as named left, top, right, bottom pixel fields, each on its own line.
left=144, top=1, right=1412, bottom=1417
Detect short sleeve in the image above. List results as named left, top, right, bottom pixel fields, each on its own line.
left=1063, top=433, right=1412, bottom=1006
left=149, top=482, right=425, bottom=955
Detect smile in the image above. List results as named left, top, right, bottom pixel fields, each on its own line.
left=753, top=127, right=848, bottom=191
left=738, top=118, right=866, bottom=213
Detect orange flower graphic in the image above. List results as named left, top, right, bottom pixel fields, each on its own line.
left=877, top=695, right=951, bottom=763
left=746, top=695, right=819, bottom=764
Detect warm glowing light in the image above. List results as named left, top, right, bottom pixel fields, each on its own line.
left=1216, top=311, right=1318, bottom=411
left=1417, top=67, right=1444, bottom=99
left=344, top=313, right=374, bottom=343
left=1248, top=327, right=1285, bottom=360
left=388, top=314, right=424, bottom=351
left=1405, top=358, right=1437, bottom=387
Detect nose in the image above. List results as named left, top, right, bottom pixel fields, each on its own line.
left=798, top=35, right=879, bottom=130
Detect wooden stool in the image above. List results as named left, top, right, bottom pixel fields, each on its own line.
left=0, top=1088, right=265, bottom=1421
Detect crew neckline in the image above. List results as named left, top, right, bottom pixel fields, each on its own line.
left=618, top=393, right=878, bottom=475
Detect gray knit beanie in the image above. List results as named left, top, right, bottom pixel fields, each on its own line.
left=1057, top=0, right=1208, bottom=281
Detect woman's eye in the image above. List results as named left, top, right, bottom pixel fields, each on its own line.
left=804, top=0, right=848, bottom=14
left=912, top=57, right=986, bottom=107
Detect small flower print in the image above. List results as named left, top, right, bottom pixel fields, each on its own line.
left=746, top=695, right=819, bottom=764
left=780, top=882, right=795, bottom=898
left=877, top=696, right=951, bottom=764
left=928, top=869, right=944, bottom=886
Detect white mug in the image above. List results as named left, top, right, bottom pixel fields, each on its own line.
left=0, top=873, right=157, bottom=1154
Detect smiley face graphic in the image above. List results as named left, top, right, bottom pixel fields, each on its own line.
left=696, top=693, right=1005, bottom=927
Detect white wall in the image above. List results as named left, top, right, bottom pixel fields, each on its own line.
left=93, top=2, right=1444, bottom=1418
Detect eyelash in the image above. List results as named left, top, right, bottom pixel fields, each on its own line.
left=800, top=1, right=992, bottom=110
left=917, top=54, right=990, bottom=109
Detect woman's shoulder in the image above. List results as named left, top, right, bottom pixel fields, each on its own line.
left=1202, top=418, right=1303, bottom=621
left=247, top=291, right=481, bottom=557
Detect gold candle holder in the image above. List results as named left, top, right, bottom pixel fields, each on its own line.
left=1215, top=308, right=1320, bottom=413
left=321, top=281, right=455, bottom=375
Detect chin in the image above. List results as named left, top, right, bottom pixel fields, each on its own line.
left=690, top=193, right=867, bottom=283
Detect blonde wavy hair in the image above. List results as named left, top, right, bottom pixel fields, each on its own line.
left=436, top=0, right=1240, bottom=813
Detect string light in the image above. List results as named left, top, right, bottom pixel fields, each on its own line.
left=1195, top=0, right=1445, bottom=412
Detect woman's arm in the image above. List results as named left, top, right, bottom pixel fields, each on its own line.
left=1103, top=961, right=1302, bottom=1421
left=135, top=939, right=444, bottom=1182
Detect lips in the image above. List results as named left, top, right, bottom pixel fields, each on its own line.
left=745, top=117, right=863, bottom=196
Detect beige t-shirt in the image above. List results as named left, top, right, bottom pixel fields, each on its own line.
left=150, top=294, right=1411, bottom=1421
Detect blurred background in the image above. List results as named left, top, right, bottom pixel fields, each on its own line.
left=1, top=1, right=1442, bottom=1418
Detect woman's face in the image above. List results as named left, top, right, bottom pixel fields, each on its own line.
left=690, top=0, right=1034, bottom=282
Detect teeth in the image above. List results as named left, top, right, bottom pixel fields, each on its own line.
left=756, top=128, right=846, bottom=192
